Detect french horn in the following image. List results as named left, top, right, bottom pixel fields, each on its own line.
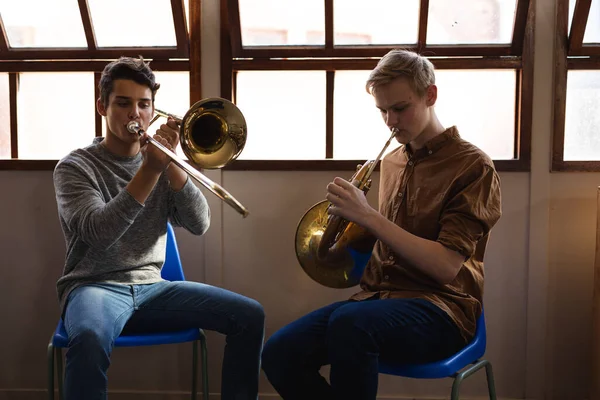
left=294, top=128, right=398, bottom=288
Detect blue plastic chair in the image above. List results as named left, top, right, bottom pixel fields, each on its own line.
left=47, top=223, right=209, bottom=400
left=379, top=309, right=496, bottom=400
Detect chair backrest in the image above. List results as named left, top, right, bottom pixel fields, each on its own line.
left=161, top=222, right=186, bottom=282
left=471, top=307, right=487, bottom=357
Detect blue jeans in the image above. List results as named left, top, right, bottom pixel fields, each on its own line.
left=261, top=297, right=467, bottom=400
left=63, top=281, right=265, bottom=400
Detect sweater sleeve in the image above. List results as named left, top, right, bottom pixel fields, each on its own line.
left=53, top=159, right=145, bottom=250
left=169, top=176, right=211, bottom=235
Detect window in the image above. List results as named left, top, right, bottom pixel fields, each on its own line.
left=17, top=72, right=95, bottom=159
left=553, top=0, right=600, bottom=170
left=222, top=0, right=533, bottom=171
left=0, top=73, right=9, bottom=158
left=0, top=0, right=198, bottom=169
left=87, top=0, right=178, bottom=47
left=2, top=0, right=87, bottom=48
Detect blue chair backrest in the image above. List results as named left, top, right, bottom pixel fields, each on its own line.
left=471, top=308, right=487, bottom=357
left=161, top=222, right=185, bottom=282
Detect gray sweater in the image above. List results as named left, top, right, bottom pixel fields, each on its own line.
left=53, top=137, right=210, bottom=313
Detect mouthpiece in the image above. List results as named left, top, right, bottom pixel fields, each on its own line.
left=127, top=121, right=141, bottom=134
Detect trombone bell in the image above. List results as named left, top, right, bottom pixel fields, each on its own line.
left=130, top=97, right=249, bottom=217
left=180, top=98, right=247, bottom=169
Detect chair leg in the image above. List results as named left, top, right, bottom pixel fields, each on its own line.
left=450, top=359, right=491, bottom=400
left=201, top=335, right=209, bottom=400
left=485, top=361, right=497, bottom=400
left=192, top=340, right=198, bottom=400
left=56, top=348, right=64, bottom=400
left=47, top=342, right=54, bottom=400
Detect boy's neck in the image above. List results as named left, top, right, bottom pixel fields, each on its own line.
left=102, top=132, right=140, bottom=158
left=410, top=113, right=446, bottom=151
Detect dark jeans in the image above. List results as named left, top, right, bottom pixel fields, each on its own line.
left=63, top=281, right=265, bottom=400
left=261, top=297, right=467, bottom=400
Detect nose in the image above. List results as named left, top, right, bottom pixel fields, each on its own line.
left=128, top=105, right=140, bottom=120
left=385, top=110, right=398, bottom=128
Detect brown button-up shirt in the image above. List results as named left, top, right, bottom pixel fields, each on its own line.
left=350, top=126, right=502, bottom=342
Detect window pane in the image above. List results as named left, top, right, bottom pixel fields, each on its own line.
left=583, top=0, right=600, bottom=43
left=0, top=73, right=9, bottom=158
left=427, top=0, right=517, bottom=44
left=152, top=71, right=190, bottom=159
left=0, top=0, right=87, bottom=47
left=564, top=71, right=600, bottom=161
left=184, top=0, right=190, bottom=33
left=334, top=70, right=515, bottom=160
left=569, top=0, right=576, bottom=35
left=17, top=73, right=95, bottom=159
left=88, top=0, right=177, bottom=47
left=334, top=71, right=401, bottom=160
left=435, top=70, right=515, bottom=159
left=235, top=71, right=326, bottom=159
left=239, top=0, right=325, bottom=46
left=333, top=0, right=419, bottom=45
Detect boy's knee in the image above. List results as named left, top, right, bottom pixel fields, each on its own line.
left=235, top=297, right=265, bottom=338
left=248, top=298, right=265, bottom=322
left=327, top=307, right=372, bottom=348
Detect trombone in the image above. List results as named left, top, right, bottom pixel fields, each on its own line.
left=127, top=97, right=249, bottom=218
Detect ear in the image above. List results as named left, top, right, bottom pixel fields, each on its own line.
left=97, top=98, right=107, bottom=117
left=425, top=84, right=438, bottom=107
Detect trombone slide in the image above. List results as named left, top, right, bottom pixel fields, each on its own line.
left=127, top=120, right=249, bottom=218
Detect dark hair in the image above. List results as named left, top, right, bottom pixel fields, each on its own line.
left=98, top=56, right=160, bottom=107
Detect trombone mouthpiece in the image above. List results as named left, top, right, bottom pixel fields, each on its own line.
left=127, top=121, right=141, bottom=134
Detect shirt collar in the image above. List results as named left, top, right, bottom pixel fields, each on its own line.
left=403, top=126, right=459, bottom=159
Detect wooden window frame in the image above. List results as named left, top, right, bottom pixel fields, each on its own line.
left=220, top=0, right=534, bottom=172
left=0, top=0, right=202, bottom=170
left=0, top=0, right=189, bottom=59
left=552, top=0, right=600, bottom=171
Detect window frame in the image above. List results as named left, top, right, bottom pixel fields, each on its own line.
left=0, top=0, right=201, bottom=170
left=220, top=0, right=534, bottom=172
left=552, top=0, right=600, bottom=171
left=0, top=0, right=189, bottom=59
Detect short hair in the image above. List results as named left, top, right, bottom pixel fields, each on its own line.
left=98, top=56, right=160, bottom=107
left=365, top=49, right=435, bottom=97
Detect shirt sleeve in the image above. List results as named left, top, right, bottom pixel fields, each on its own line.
left=168, top=176, right=211, bottom=235
left=53, top=159, right=144, bottom=251
left=436, top=163, right=502, bottom=259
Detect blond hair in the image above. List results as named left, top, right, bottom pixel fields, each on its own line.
left=366, top=49, right=435, bottom=97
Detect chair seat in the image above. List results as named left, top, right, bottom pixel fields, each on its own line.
left=52, top=319, right=202, bottom=348
left=379, top=311, right=487, bottom=379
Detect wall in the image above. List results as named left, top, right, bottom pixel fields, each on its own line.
left=0, top=0, right=595, bottom=399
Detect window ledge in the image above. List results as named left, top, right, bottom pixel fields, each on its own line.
left=0, top=159, right=529, bottom=172
left=552, top=160, right=600, bottom=172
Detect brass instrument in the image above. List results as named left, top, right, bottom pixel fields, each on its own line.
left=294, top=128, right=398, bottom=288
left=127, top=97, right=249, bottom=217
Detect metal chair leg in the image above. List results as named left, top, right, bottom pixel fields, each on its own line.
left=56, top=347, right=64, bottom=400
left=450, top=359, right=492, bottom=400
left=47, top=342, right=54, bottom=400
left=201, top=334, right=209, bottom=400
left=451, top=372, right=464, bottom=400
left=485, top=362, right=497, bottom=400
left=192, top=340, right=198, bottom=400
